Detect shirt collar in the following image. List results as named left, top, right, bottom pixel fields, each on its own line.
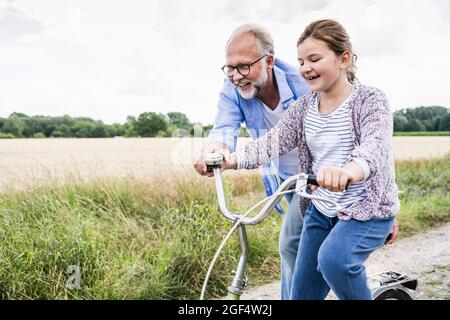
left=273, top=63, right=294, bottom=107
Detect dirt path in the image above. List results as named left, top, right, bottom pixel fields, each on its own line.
left=240, top=222, right=450, bottom=300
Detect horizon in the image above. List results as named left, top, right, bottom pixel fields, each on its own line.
left=1, top=104, right=449, bottom=126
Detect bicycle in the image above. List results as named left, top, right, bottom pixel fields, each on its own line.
left=202, top=152, right=418, bottom=300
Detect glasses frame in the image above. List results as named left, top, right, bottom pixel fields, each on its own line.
left=221, top=54, right=268, bottom=77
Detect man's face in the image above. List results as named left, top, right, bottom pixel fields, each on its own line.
left=225, top=33, right=268, bottom=99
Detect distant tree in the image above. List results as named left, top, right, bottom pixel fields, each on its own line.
left=71, top=121, right=97, bottom=138
left=394, top=106, right=449, bottom=132
left=33, top=132, right=46, bottom=138
left=106, top=123, right=125, bottom=137
left=403, top=118, right=425, bottom=131
left=432, top=118, right=441, bottom=131
left=124, top=116, right=137, bottom=137
left=393, top=115, right=408, bottom=131
left=9, top=112, right=28, bottom=118
left=403, top=106, right=448, bottom=120
left=167, top=112, right=191, bottom=128
left=439, top=113, right=450, bottom=131
left=51, top=125, right=72, bottom=137
left=91, top=123, right=107, bottom=137
left=135, top=112, right=168, bottom=137
left=0, top=133, right=15, bottom=139
left=2, top=118, right=23, bottom=137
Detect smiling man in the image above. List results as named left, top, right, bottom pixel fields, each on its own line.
left=193, top=23, right=309, bottom=300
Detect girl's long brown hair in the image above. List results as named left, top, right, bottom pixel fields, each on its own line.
left=297, top=19, right=358, bottom=84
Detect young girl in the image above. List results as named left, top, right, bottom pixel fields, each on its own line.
left=217, top=19, right=400, bottom=300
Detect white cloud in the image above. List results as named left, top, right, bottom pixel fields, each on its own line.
left=0, top=0, right=449, bottom=126
left=0, top=6, right=44, bottom=45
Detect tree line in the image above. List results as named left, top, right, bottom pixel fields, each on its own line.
left=0, top=112, right=213, bottom=138
left=394, top=106, right=450, bottom=132
left=0, top=106, right=449, bottom=139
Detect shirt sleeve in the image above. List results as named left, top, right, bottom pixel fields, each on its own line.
left=352, top=157, right=371, bottom=182
left=348, top=88, right=393, bottom=179
left=234, top=97, right=305, bottom=170
left=207, top=81, right=243, bottom=152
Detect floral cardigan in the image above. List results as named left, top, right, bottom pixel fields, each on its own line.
left=236, top=84, right=400, bottom=221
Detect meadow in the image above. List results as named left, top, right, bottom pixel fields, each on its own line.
left=0, top=137, right=449, bottom=299
left=1, top=137, right=450, bottom=193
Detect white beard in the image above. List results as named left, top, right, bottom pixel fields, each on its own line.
left=237, top=85, right=258, bottom=99
left=235, top=61, right=268, bottom=100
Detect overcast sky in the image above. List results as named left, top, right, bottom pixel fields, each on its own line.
left=1, top=0, right=449, bottom=125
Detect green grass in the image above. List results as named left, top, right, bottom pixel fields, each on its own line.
left=394, top=154, right=450, bottom=236
left=394, top=131, right=450, bottom=136
left=0, top=155, right=448, bottom=299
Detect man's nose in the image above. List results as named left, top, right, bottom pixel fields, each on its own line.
left=231, top=69, right=244, bottom=82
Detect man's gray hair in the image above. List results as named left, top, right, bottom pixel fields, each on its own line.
left=228, top=23, right=275, bottom=55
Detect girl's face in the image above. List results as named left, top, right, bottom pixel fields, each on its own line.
left=297, top=37, right=348, bottom=92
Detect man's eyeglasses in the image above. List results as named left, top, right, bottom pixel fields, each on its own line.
left=221, top=54, right=267, bottom=77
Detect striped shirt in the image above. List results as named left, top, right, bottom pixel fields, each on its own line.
left=305, top=93, right=369, bottom=217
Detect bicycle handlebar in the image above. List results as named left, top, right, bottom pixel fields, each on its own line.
left=206, top=153, right=343, bottom=225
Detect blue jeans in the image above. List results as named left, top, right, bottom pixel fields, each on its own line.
left=289, top=204, right=394, bottom=300
left=278, top=177, right=303, bottom=300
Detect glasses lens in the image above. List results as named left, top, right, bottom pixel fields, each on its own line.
left=237, top=65, right=250, bottom=76
left=222, top=64, right=251, bottom=76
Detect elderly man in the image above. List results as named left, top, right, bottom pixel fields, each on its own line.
left=193, top=23, right=309, bottom=299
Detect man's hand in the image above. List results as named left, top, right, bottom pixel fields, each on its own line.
left=193, top=143, right=236, bottom=177
left=386, top=220, right=399, bottom=245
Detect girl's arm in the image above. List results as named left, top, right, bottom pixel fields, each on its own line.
left=225, top=97, right=306, bottom=171
left=348, top=87, right=393, bottom=179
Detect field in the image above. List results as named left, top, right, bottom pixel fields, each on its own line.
left=0, top=137, right=449, bottom=193
left=0, top=137, right=449, bottom=299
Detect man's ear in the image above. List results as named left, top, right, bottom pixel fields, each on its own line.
left=266, top=54, right=275, bottom=70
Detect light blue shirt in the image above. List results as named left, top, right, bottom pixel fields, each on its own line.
left=207, top=58, right=309, bottom=211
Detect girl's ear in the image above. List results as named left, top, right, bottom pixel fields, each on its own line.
left=340, top=51, right=351, bottom=69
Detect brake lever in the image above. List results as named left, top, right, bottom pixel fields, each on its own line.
left=295, top=174, right=343, bottom=213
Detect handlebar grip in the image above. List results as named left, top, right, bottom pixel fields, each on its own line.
left=307, top=175, right=319, bottom=186
left=206, top=153, right=224, bottom=172
left=307, top=174, right=350, bottom=190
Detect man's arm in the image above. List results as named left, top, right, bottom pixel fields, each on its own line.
left=206, top=83, right=245, bottom=151
left=193, top=82, right=244, bottom=176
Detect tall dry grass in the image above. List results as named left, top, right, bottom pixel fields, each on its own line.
left=0, top=155, right=448, bottom=299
